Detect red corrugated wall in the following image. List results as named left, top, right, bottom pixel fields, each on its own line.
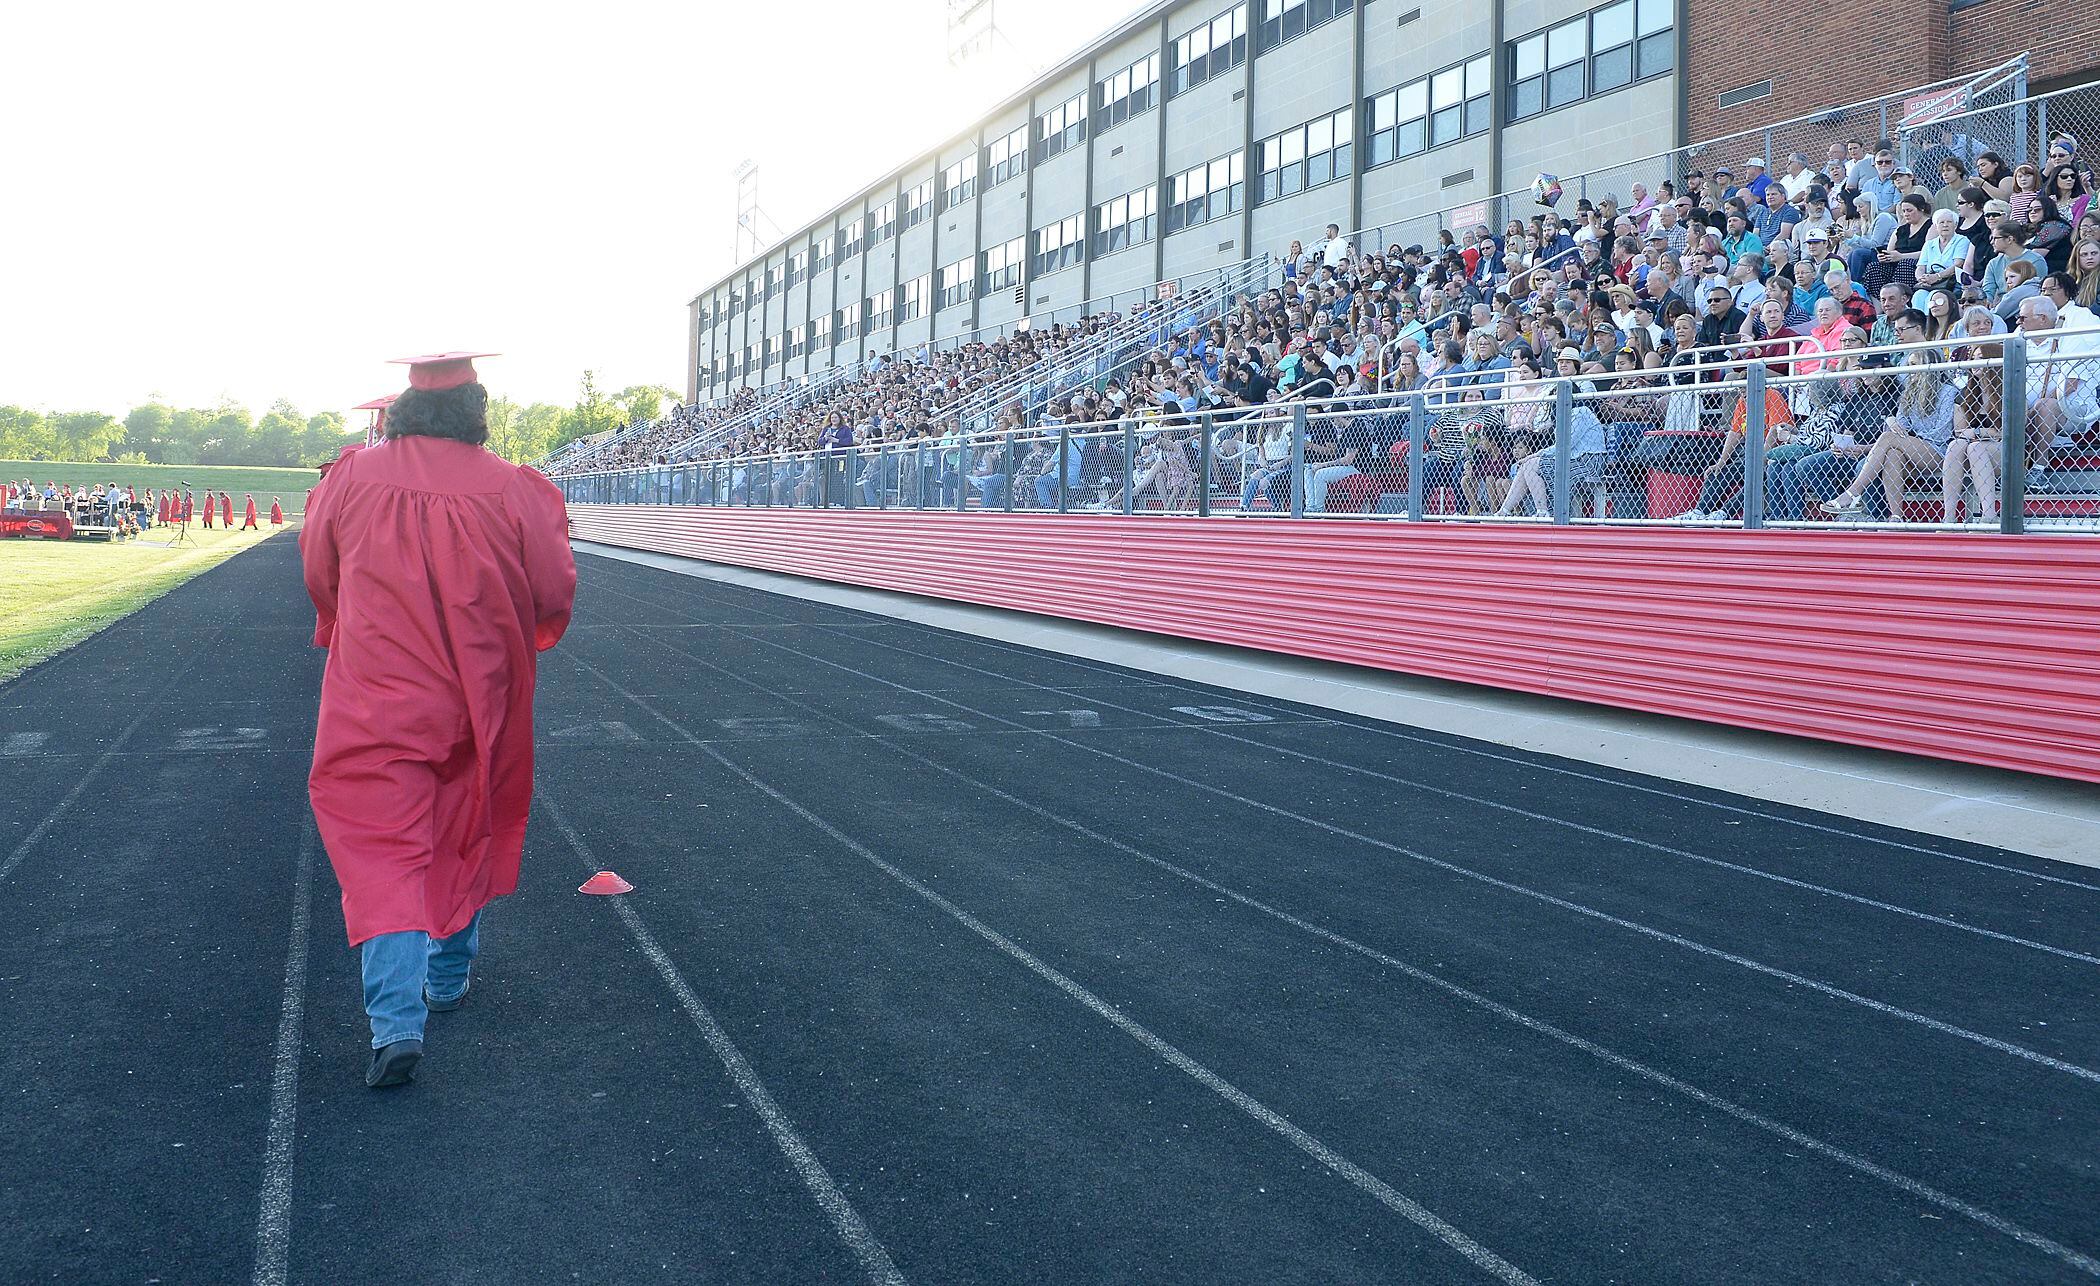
left=568, top=506, right=2100, bottom=784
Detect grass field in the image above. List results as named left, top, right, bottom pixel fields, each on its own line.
left=0, top=524, right=284, bottom=683
left=1, top=461, right=319, bottom=515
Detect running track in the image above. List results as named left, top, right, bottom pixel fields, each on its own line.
left=2, top=535, right=2097, bottom=1283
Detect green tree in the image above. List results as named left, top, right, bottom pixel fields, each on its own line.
left=250, top=399, right=305, bottom=466
left=616, top=384, right=677, bottom=429
left=49, top=411, right=123, bottom=461
left=122, top=403, right=172, bottom=461
left=302, top=411, right=352, bottom=465
left=197, top=403, right=254, bottom=465
left=0, top=406, right=55, bottom=459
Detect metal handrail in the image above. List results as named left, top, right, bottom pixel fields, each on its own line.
left=562, top=322, right=2100, bottom=486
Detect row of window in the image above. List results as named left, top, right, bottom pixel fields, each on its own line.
left=1093, top=184, right=1158, bottom=258
left=1098, top=52, right=1160, bottom=130
left=1165, top=151, right=1246, bottom=235
left=1255, top=104, right=1353, bottom=205
left=940, top=154, right=977, bottom=211
left=1038, top=91, right=1088, bottom=162
left=1254, top=0, right=1353, bottom=51
left=1170, top=3, right=1248, bottom=97
left=986, top=124, right=1027, bottom=187
left=1507, top=0, right=1672, bottom=122
left=1366, top=56, right=1491, bottom=166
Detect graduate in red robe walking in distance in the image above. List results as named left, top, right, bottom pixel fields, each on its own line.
left=268, top=497, right=285, bottom=525
left=157, top=491, right=172, bottom=524
left=303, top=351, right=574, bottom=1090
left=241, top=493, right=259, bottom=530
left=219, top=491, right=233, bottom=527
left=200, top=491, right=214, bottom=527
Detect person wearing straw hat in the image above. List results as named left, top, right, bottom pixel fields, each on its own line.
left=303, top=352, right=576, bottom=1090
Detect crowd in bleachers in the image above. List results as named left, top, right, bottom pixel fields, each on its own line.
left=562, top=128, right=2100, bottom=524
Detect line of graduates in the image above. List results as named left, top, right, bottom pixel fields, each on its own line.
left=154, top=489, right=286, bottom=529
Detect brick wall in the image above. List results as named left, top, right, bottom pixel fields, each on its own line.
left=1685, top=0, right=2100, bottom=145
left=1948, top=0, right=2100, bottom=88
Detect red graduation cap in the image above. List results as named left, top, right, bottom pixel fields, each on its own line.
left=389, top=351, right=499, bottom=391
left=352, top=394, right=397, bottom=411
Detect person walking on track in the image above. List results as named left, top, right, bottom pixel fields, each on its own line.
left=241, top=493, right=259, bottom=530
left=301, top=351, right=575, bottom=1090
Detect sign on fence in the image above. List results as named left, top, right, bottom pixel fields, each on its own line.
left=1448, top=202, right=1488, bottom=231
left=1901, top=89, right=1967, bottom=128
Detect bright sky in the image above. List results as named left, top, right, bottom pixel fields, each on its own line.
left=1, top=0, right=1145, bottom=418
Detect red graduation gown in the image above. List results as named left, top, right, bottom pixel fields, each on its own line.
left=201, top=498, right=213, bottom=527
left=157, top=493, right=172, bottom=523
left=269, top=501, right=284, bottom=525
left=301, top=436, right=576, bottom=945
left=242, top=497, right=259, bottom=529
left=219, top=494, right=233, bottom=525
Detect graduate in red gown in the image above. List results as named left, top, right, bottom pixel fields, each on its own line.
left=219, top=491, right=233, bottom=526
left=268, top=497, right=285, bottom=525
left=241, top=493, right=259, bottom=529
left=200, top=491, right=214, bottom=527
left=181, top=489, right=194, bottom=521
left=303, top=351, right=573, bottom=1089
left=156, top=490, right=172, bottom=524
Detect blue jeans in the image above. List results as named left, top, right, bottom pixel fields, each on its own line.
left=1779, top=448, right=1879, bottom=518
left=1034, top=464, right=1082, bottom=509
left=361, top=911, right=482, bottom=1049
left=970, top=474, right=1008, bottom=507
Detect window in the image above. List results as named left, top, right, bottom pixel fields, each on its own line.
left=1547, top=19, right=1585, bottom=108
left=869, top=199, right=896, bottom=246
left=1096, top=52, right=1159, bottom=129
left=1508, top=0, right=1669, bottom=122
left=810, top=313, right=833, bottom=352
left=985, top=124, right=1028, bottom=187
left=1092, top=184, right=1157, bottom=257
left=899, top=274, right=930, bottom=322
left=981, top=235, right=1025, bottom=294
left=1032, top=213, right=1085, bottom=276
left=1169, top=4, right=1248, bottom=97
left=938, top=256, right=974, bottom=310
left=763, top=334, right=779, bottom=366
left=1635, top=0, right=1673, bottom=78
left=836, top=299, right=861, bottom=342
left=1257, top=0, right=1352, bottom=52
left=787, top=249, right=808, bottom=289
left=1256, top=105, right=1353, bottom=203
left=941, top=154, right=978, bottom=210
left=786, top=323, right=807, bottom=361
left=901, top=179, right=934, bottom=231
left=812, top=233, right=837, bottom=276
left=1166, top=151, right=1245, bottom=233
left=1036, top=92, right=1087, bottom=162
left=866, top=289, right=894, bottom=332
left=839, top=216, right=864, bottom=262
left=764, top=262, right=784, bottom=300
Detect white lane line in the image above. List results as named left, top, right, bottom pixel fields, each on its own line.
left=536, top=790, right=907, bottom=1286
left=659, top=617, right=2100, bottom=1089
left=890, top=621, right=2100, bottom=896
left=801, top=624, right=2100, bottom=969
left=583, top=558, right=2100, bottom=895
left=0, top=641, right=215, bottom=885
left=608, top=623, right=2100, bottom=1281
left=566, top=653, right=1540, bottom=1286
left=252, top=819, right=316, bottom=1286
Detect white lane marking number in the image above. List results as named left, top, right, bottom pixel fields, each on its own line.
left=1170, top=706, right=1275, bottom=723
left=1021, top=709, right=1103, bottom=728
left=714, top=717, right=814, bottom=737
left=175, top=726, right=267, bottom=751
left=874, top=713, right=976, bottom=734
left=549, top=721, right=642, bottom=743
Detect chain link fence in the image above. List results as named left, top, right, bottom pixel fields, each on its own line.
left=562, top=327, right=2100, bottom=533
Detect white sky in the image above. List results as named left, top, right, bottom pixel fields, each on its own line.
left=0, top=0, right=1145, bottom=417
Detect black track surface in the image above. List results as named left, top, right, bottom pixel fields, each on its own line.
left=4, top=537, right=2098, bottom=1284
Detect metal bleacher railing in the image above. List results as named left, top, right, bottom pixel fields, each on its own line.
left=1327, top=56, right=2033, bottom=267
left=556, top=326, right=2100, bottom=535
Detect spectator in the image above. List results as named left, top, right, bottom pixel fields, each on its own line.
left=1822, top=332, right=1956, bottom=518
left=1973, top=152, right=2015, bottom=203
left=1911, top=209, right=1971, bottom=311
left=1942, top=345, right=2005, bottom=523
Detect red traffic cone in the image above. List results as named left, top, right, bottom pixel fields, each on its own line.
left=578, top=870, right=634, bottom=896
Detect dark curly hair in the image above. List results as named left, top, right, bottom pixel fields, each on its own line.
left=387, top=383, right=490, bottom=446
